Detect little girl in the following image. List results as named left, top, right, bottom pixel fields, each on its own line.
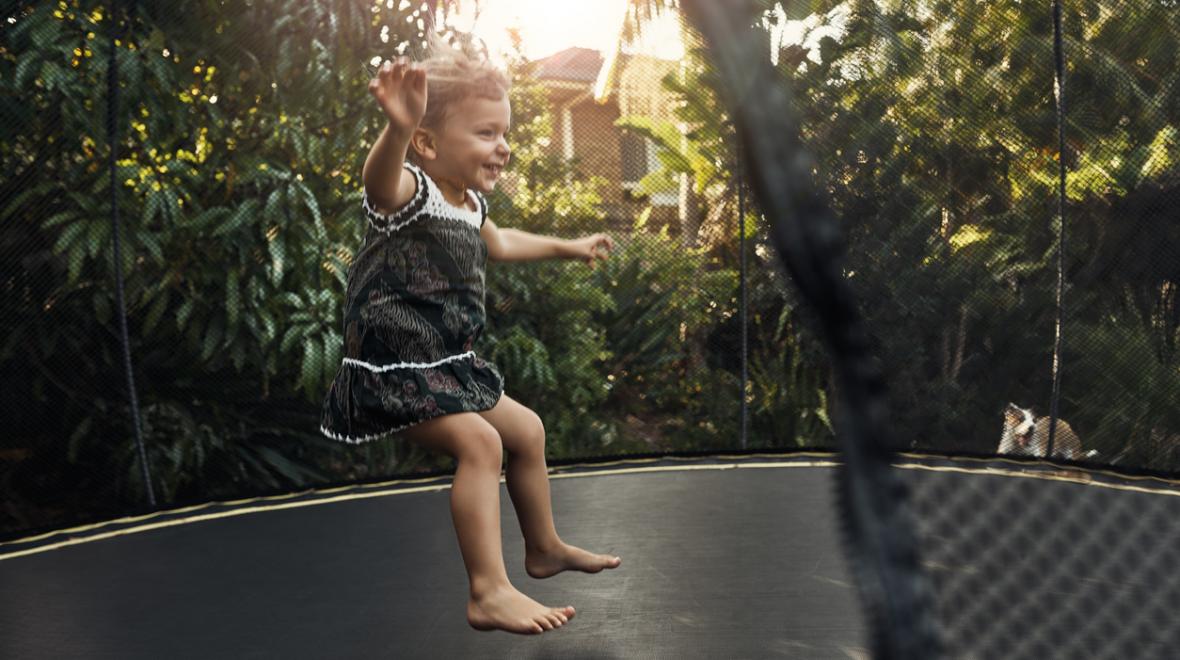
left=319, top=42, right=620, bottom=635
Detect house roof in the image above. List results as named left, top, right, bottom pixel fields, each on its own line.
left=532, top=47, right=604, bottom=83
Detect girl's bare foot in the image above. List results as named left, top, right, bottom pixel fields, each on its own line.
left=467, top=584, right=575, bottom=634
left=525, top=542, right=622, bottom=580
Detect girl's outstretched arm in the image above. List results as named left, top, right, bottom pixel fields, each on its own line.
left=483, top=219, right=614, bottom=268
left=362, top=57, right=426, bottom=214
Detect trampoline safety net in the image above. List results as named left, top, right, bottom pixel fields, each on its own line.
left=2, top=1, right=1179, bottom=658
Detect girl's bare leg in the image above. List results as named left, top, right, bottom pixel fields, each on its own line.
left=476, top=394, right=622, bottom=579
left=400, top=412, right=574, bottom=634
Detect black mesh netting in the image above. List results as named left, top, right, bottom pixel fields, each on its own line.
left=2, top=0, right=1178, bottom=657
left=903, top=462, right=1180, bottom=658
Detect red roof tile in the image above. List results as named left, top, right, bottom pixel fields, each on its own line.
left=532, top=47, right=604, bottom=83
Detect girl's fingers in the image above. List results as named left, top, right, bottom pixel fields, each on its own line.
left=407, top=67, right=424, bottom=88
left=376, top=58, right=420, bottom=88
left=375, top=66, right=399, bottom=92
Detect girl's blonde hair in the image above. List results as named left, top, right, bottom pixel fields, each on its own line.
left=417, top=34, right=510, bottom=132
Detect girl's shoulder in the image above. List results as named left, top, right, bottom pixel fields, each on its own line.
left=362, top=162, right=486, bottom=233
left=362, top=162, right=430, bottom=234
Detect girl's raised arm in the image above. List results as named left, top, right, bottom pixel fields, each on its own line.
left=362, top=57, right=427, bottom=214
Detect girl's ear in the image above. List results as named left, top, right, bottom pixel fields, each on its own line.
left=410, top=127, right=437, bottom=162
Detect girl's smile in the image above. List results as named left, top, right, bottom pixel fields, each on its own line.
left=420, top=94, right=512, bottom=206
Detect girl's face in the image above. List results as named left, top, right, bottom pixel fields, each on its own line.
left=426, top=94, right=512, bottom=197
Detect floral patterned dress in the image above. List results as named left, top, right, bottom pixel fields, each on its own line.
left=319, top=161, right=504, bottom=444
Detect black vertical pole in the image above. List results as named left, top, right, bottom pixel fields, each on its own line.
left=108, top=0, right=155, bottom=506
left=1047, top=0, right=1067, bottom=458
left=738, top=146, right=748, bottom=450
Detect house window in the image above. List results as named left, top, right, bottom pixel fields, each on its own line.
left=620, top=133, right=677, bottom=207
left=620, top=132, right=647, bottom=186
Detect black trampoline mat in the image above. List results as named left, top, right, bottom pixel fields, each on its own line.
left=0, top=458, right=867, bottom=660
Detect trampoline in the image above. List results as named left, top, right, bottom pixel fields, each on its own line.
left=1, top=455, right=864, bottom=658
left=4, top=452, right=1180, bottom=658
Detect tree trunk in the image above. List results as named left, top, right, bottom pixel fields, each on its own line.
left=678, top=172, right=703, bottom=248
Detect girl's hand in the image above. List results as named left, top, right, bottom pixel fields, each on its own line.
left=570, top=233, right=615, bottom=270
left=369, top=56, right=427, bottom=132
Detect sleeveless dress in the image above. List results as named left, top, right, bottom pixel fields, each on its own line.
left=319, top=161, right=504, bottom=444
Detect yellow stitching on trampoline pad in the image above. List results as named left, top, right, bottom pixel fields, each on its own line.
left=0, top=461, right=840, bottom=561
left=894, top=462, right=1180, bottom=497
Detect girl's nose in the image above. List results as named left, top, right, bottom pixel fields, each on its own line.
left=496, top=138, right=510, bottom=160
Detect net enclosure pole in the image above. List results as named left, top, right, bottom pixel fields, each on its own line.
left=107, top=0, right=156, bottom=507
left=1046, top=0, right=1068, bottom=457
left=739, top=142, right=749, bottom=450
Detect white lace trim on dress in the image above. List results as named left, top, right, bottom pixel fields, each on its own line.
left=363, top=162, right=484, bottom=233
left=341, top=350, right=476, bottom=373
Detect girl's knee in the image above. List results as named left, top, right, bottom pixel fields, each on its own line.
left=460, top=424, right=504, bottom=468
left=515, top=411, right=546, bottom=457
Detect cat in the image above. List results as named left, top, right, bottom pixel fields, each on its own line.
left=998, top=402, right=1092, bottom=460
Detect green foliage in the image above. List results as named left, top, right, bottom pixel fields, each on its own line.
left=1066, top=315, right=1180, bottom=468
left=763, top=0, right=1180, bottom=458
left=4, top=0, right=1180, bottom=539
left=586, top=232, right=741, bottom=446
left=485, top=259, right=617, bottom=454
left=0, top=0, right=450, bottom=528
left=740, top=275, right=835, bottom=448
